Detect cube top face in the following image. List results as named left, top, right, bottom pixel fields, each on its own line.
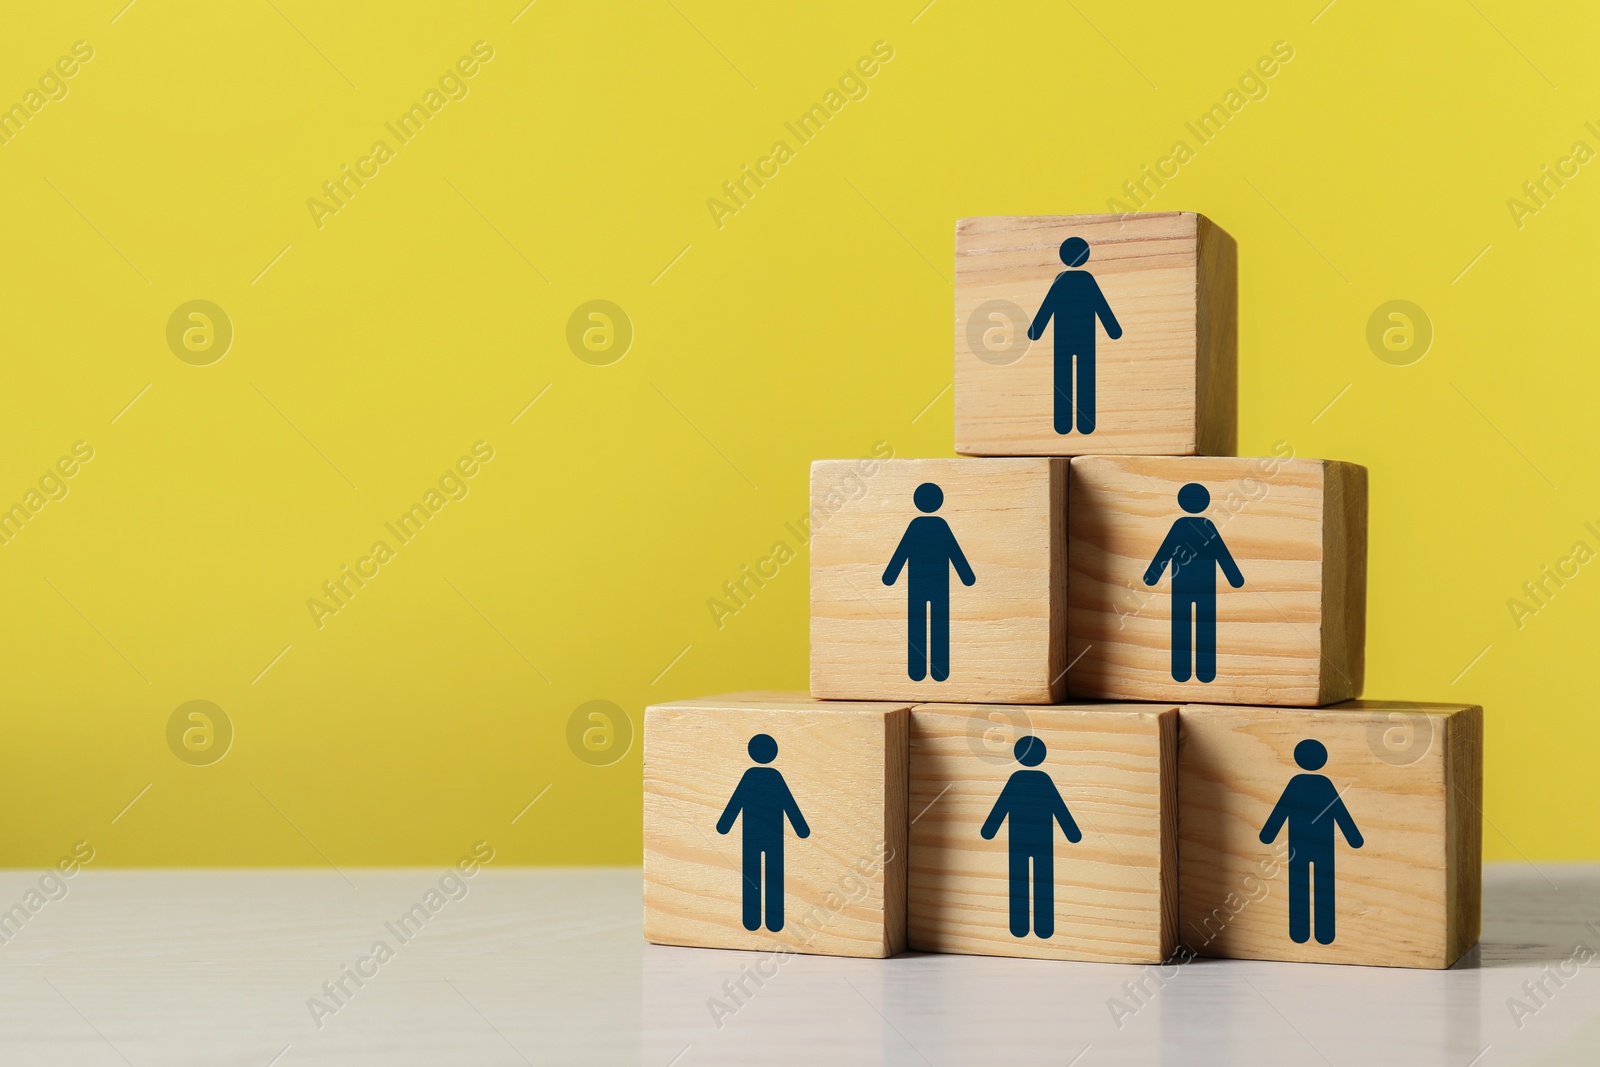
left=669, top=691, right=812, bottom=704
left=654, top=694, right=901, bottom=712
left=1178, top=700, right=1482, bottom=969
left=643, top=699, right=908, bottom=958
left=1068, top=455, right=1367, bottom=707
left=954, top=212, right=1236, bottom=457
left=907, top=703, right=1176, bottom=963
left=809, top=458, right=1067, bottom=704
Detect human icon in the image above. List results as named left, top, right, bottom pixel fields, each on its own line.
left=1142, top=482, right=1245, bottom=683
left=980, top=736, right=1082, bottom=938
left=716, top=734, right=810, bottom=933
left=1259, top=739, right=1363, bottom=945
left=883, top=482, right=976, bottom=682
left=1026, top=236, right=1122, bottom=436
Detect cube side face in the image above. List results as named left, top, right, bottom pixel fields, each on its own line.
left=1194, top=217, right=1239, bottom=457
left=906, top=703, right=1174, bottom=963
left=1157, top=706, right=1180, bottom=952
left=882, top=707, right=910, bottom=956
left=1178, top=701, right=1468, bottom=968
left=643, top=702, right=906, bottom=958
left=1318, top=461, right=1369, bottom=704
left=1067, top=455, right=1341, bottom=706
left=1445, top=705, right=1485, bottom=964
left=954, top=212, right=1224, bottom=457
left=810, top=458, right=1064, bottom=703
left=1048, top=459, right=1070, bottom=701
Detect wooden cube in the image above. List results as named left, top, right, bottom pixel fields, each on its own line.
left=1067, top=455, right=1367, bottom=706
left=643, top=694, right=909, bottom=958
left=810, top=458, right=1068, bottom=704
left=1178, top=700, right=1482, bottom=968
left=954, top=212, right=1236, bottom=457
left=907, top=703, right=1177, bottom=963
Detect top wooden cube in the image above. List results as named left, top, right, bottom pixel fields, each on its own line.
left=954, top=212, right=1236, bottom=457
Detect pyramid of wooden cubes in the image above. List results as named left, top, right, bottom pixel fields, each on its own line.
left=644, top=212, right=1483, bottom=970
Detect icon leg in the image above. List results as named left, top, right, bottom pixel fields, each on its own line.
left=1313, top=859, right=1336, bottom=945
left=1054, top=350, right=1073, bottom=435
left=930, top=590, right=951, bottom=682
left=907, top=598, right=928, bottom=681
left=765, top=847, right=786, bottom=932
left=1009, top=846, right=1029, bottom=937
left=1195, top=592, right=1217, bottom=683
left=742, top=846, right=762, bottom=932
left=1288, top=859, right=1310, bottom=944
left=1076, top=347, right=1095, bottom=434
left=1033, top=846, right=1055, bottom=939
left=1171, top=596, right=1193, bottom=682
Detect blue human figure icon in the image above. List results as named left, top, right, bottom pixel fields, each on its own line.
left=1142, top=483, right=1245, bottom=683
left=1259, top=739, right=1363, bottom=945
left=980, top=736, right=1082, bottom=938
left=882, top=482, right=976, bottom=682
left=716, top=734, right=810, bottom=933
left=1026, top=236, right=1123, bottom=436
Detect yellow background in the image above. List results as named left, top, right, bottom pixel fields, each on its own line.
left=0, top=1, right=1592, bottom=866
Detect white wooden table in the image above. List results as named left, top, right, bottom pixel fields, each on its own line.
left=0, top=864, right=1592, bottom=1065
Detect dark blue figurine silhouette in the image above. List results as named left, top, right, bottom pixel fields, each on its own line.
left=980, top=736, right=1082, bottom=938
left=1142, top=483, right=1245, bottom=683
left=883, top=482, right=976, bottom=682
left=1259, top=739, right=1363, bottom=945
left=1027, top=236, right=1123, bottom=436
left=716, top=734, right=810, bottom=932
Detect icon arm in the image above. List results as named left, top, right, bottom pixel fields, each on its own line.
left=1143, top=526, right=1181, bottom=586
left=947, top=531, right=977, bottom=587
left=1259, top=792, right=1290, bottom=844
left=1332, top=799, right=1363, bottom=848
left=980, top=783, right=1011, bottom=840
left=1210, top=524, right=1245, bottom=588
left=780, top=779, right=811, bottom=839
left=1026, top=277, right=1062, bottom=341
left=1090, top=276, right=1123, bottom=340
left=882, top=531, right=912, bottom=586
left=716, top=777, right=747, bottom=835
left=1052, top=792, right=1083, bottom=844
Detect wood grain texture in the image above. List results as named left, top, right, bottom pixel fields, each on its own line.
left=907, top=703, right=1176, bottom=963
left=1320, top=460, right=1370, bottom=704
left=810, top=458, right=1068, bottom=703
left=954, top=212, right=1236, bottom=457
left=1067, top=455, right=1367, bottom=706
left=1194, top=214, right=1239, bottom=457
left=643, top=696, right=909, bottom=958
left=1445, top=700, right=1484, bottom=963
left=1177, top=701, right=1483, bottom=968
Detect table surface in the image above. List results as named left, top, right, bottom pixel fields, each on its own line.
left=0, top=863, right=1595, bottom=1065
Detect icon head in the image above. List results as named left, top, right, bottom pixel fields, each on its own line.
left=1059, top=237, right=1091, bottom=268
left=913, top=482, right=944, bottom=513
left=1177, top=482, right=1210, bottom=514
left=1294, top=738, right=1328, bottom=771
left=1014, top=735, right=1047, bottom=767
left=748, top=733, right=778, bottom=764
